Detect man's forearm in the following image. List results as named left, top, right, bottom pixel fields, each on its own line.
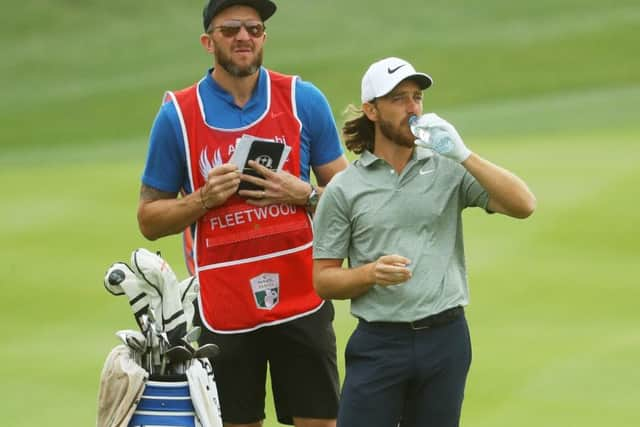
left=137, top=186, right=205, bottom=241
left=313, top=261, right=375, bottom=300
left=462, top=153, right=536, bottom=218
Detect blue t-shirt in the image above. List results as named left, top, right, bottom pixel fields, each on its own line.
left=142, top=67, right=344, bottom=194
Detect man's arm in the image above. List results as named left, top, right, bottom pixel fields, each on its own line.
left=461, top=153, right=536, bottom=219
left=137, top=185, right=202, bottom=241
left=137, top=164, right=241, bottom=240
left=313, top=155, right=349, bottom=188
left=313, top=255, right=412, bottom=300
left=307, top=155, right=350, bottom=212
left=411, top=113, right=535, bottom=218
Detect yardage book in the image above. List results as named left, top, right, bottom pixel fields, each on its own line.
left=230, top=134, right=291, bottom=191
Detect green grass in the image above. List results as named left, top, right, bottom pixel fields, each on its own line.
left=1, top=0, right=639, bottom=426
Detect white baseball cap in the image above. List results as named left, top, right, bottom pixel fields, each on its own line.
left=361, top=57, right=433, bottom=103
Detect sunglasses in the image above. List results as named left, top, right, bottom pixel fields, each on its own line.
left=210, top=20, right=265, bottom=38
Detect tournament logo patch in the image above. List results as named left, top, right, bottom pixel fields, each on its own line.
left=250, top=273, right=280, bottom=310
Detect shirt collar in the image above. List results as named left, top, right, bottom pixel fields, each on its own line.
left=359, top=147, right=433, bottom=167
left=202, top=67, right=267, bottom=108
left=359, top=150, right=379, bottom=167
left=416, top=146, right=435, bottom=160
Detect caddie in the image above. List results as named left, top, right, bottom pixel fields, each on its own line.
left=136, top=1, right=348, bottom=426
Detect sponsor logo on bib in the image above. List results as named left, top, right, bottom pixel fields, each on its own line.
left=251, top=273, right=280, bottom=310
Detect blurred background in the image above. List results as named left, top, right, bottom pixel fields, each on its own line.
left=1, top=0, right=639, bottom=426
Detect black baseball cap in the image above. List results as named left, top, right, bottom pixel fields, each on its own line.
left=203, top=0, right=277, bottom=31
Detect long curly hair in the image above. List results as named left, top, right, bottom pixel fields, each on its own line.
left=342, top=104, right=375, bottom=154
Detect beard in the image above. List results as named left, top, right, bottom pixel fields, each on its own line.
left=215, top=43, right=263, bottom=77
left=378, top=116, right=415, bottom=148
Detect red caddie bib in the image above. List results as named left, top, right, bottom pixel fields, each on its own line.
left=166, top=71, right=323, bottom=333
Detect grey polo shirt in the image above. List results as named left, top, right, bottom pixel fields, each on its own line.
left=313, top=148, right=490, bottom=322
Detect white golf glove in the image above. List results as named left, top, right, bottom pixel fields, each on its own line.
left=410, top=113, right=472, bottom=163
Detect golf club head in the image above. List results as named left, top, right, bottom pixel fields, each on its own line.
left=184, top=326, right=202, bottom=344
left=147, top=307, right=158, bottom=325
left=139, top=314, right=149, bottom=333
left=115, top=329, right=147, bottom=360
left=179, top=326, right=202, bottom=353
left=194, top=343, right=220, bottom=360
left=166, top=345, right=194, bottom=363
left=159, top=331, right=170, bottom=346
left=178, top=338, right=196, bottom=354
left=115, top=330, right=130, bottom=346
left=116, top=329, right=146, bottom=343
left=126, top=335, right=147, bottom=353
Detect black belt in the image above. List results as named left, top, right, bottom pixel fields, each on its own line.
left=359, top=306, right=464, bottom=331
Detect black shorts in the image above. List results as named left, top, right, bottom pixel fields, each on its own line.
left=196, top=301, right=340, bottom=425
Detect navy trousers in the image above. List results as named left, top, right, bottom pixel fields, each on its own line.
left=337, top=314, right=471, bottom=427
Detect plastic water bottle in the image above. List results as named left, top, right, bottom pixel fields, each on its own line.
left=409, top=115, right=454, bottom=154
left=409, top=115, right=430, bottom=142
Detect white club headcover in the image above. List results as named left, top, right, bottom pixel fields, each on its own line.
left=104, top=262, right=151, bottom=329
left=131, top=248, right=187, bottom=345
left=179, top=276, right=200, bottom=330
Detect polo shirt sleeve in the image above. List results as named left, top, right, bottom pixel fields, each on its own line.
left=312, top=175, right=351, bottom=260
left=141, top=101, right=188, bottom=194
left=295, top=79, right=344, bottom=167
left=460, top=169, right=490, bottom=211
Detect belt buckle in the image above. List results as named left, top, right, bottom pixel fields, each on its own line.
left=409, top=320, right=430, bottom=330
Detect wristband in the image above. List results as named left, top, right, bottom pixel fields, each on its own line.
left=200, top=187, right=211, bottom=210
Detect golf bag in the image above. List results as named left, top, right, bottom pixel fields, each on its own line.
left=129, top=378, right=196, bottom=426
left=97, top=248, right=222, bottom=427
left=130, top=356, right=220, bottom=427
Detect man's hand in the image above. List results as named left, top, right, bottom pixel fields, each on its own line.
left=201, top=163, right=241, bottom=209
left=239, top=160, right=312, bottom=206
left=370, top=254, right=412, bottom=286
left=413, top=113, right=472, bottom=163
